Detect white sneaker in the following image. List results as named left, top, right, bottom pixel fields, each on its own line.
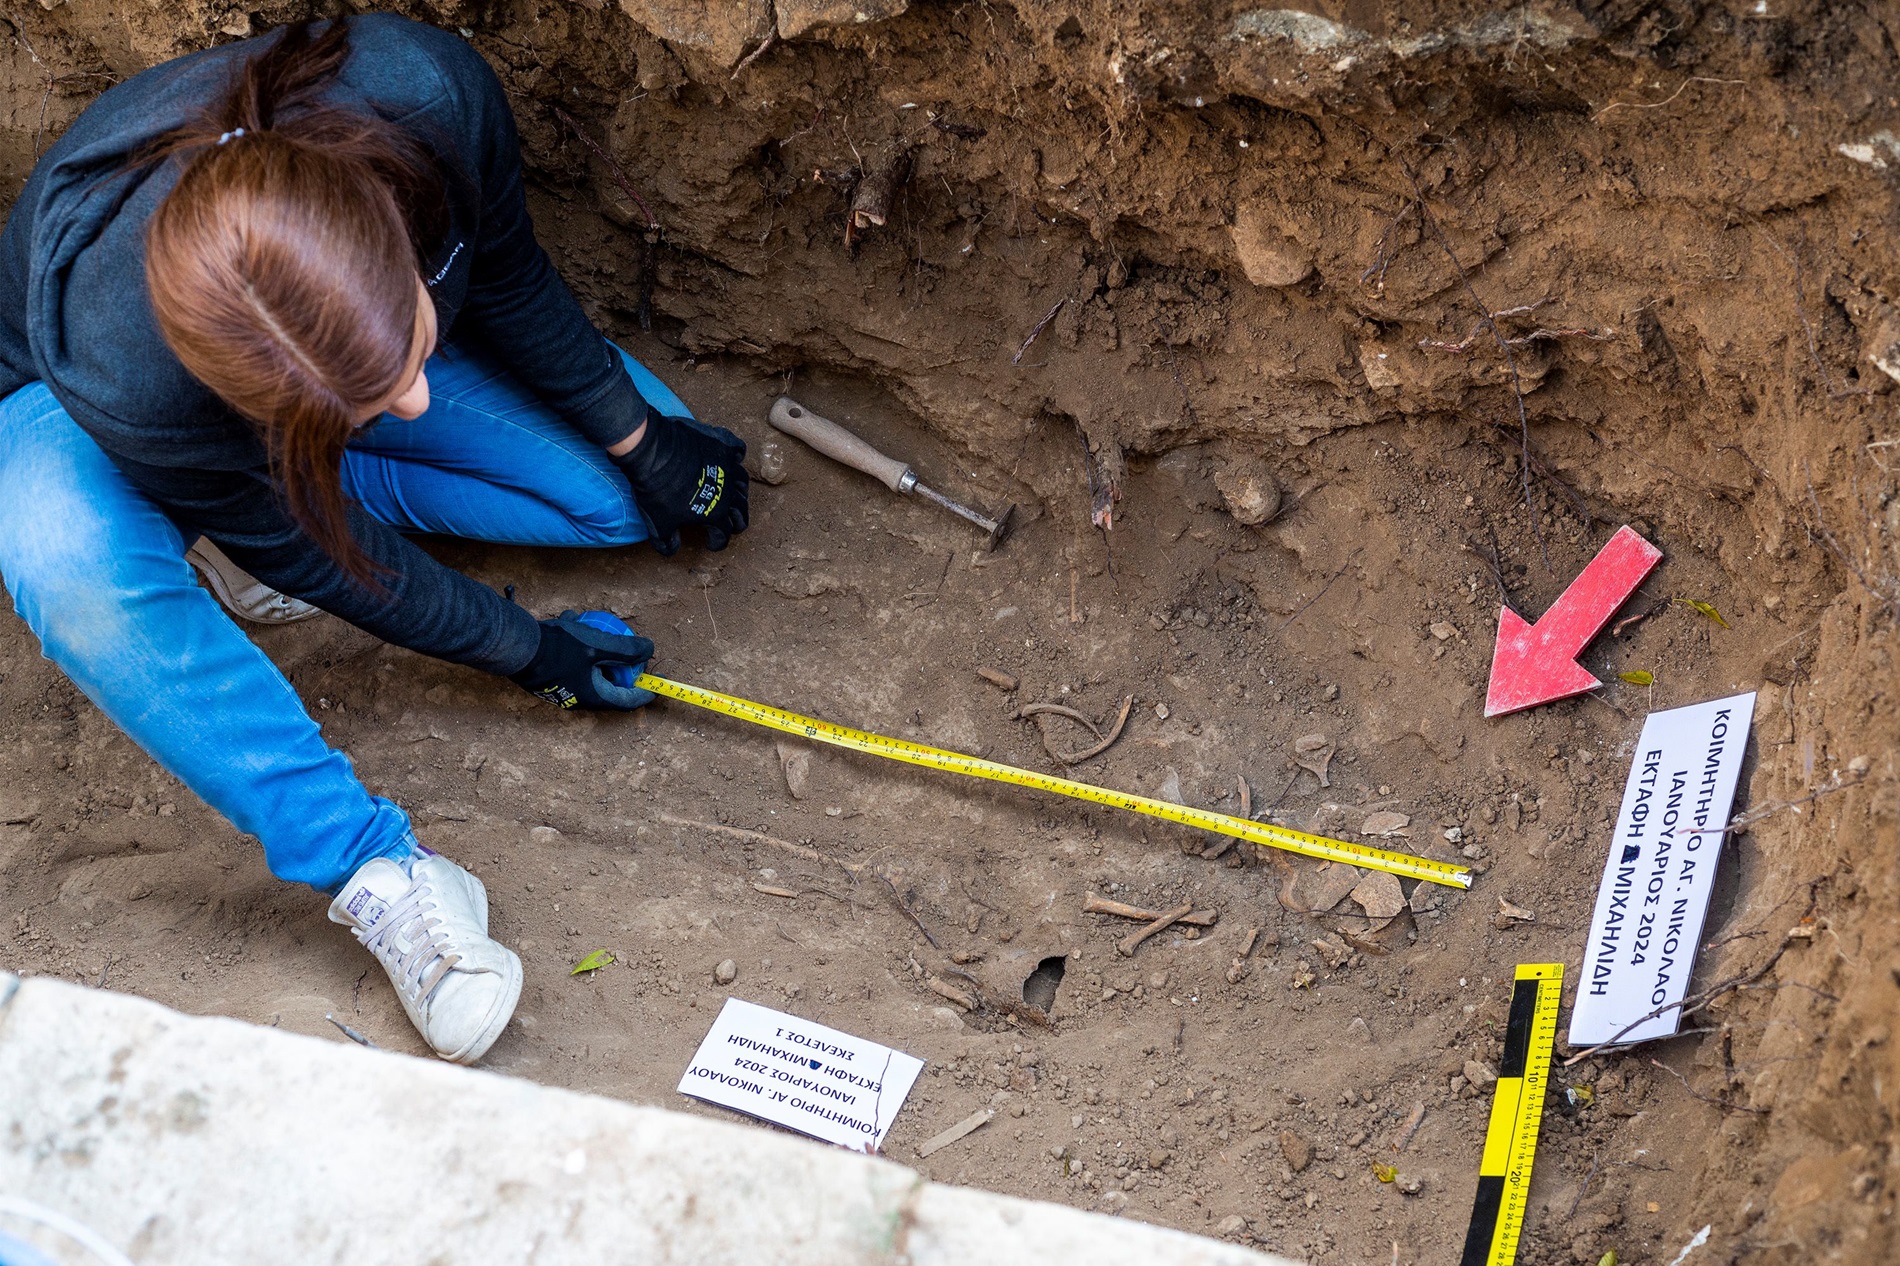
left=186, top=537, right=322, bottom=624
left=328, top=851, right=523, bottom=1064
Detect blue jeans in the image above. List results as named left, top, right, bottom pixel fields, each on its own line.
left=0, top=341, right=686, bottom=892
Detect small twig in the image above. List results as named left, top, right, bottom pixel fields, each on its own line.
left=1279, top=551, right=1359, bottom=631
left=552, top=105, right=660, bottom=329
left=730, top=31, right=778, bottom=79
left=554, top=106, right=657, bottom=228
left=324, top=1013, right=376, bottom=1048
left=1649, top=1058, right=1768, bottom=1114
left=1562, top=943, right=1796, bottom=1065
left=1566, top=1151, right=1603, bottom=1220
left=1013, top=299, right=1068, bottom=366
left=1416, top=299, right=1615, bottom=353
left=1806, top=464, right=1900, bottom=621
left=1480, top=421, right=1599, bottom=525
left=1467, top=526, right=1523, bottom=617
left=1756, top=228, right=1874, bottom=402
left=657, top=812, right=863, bottom=875
left=1594, top=76, right=1745, bottom=121
left=1118, top=902, right=1194, bottom=957
left=880, top=872, right=941, bottom=949
left=1358, top=201, right=1414, bottom=294
left=1402, top=168, right=1546, bottom=568
left=1683, top=773, right=1866, bottom=837
left=1266, top=770, right=1301, bottom=813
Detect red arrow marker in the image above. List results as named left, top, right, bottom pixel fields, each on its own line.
left=1484, top=525, right=1663, bottom=717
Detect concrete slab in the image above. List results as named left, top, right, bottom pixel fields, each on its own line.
left=0, top=974, right=1291, bottom=1265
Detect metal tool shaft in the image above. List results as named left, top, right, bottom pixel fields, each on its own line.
left=769, top=396, right=1015, bottom=549
left=910, top=480, right=998, bottom=533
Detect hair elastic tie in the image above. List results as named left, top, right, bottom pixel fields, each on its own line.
left=217, top=127, right=246, bottom=145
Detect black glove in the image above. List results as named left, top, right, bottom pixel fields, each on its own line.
left=611, top=409, right=750, bottom=557
left=509, top=610, right=656, bottom=710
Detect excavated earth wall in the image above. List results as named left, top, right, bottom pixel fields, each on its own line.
left=5, top=2, right=1900, bottom=1262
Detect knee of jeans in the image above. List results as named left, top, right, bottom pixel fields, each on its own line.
left=563, top=481, right=648, bottom=547
left=0, top=486, right=187, bottom=655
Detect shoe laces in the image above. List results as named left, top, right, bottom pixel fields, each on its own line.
left=356, top=880, right=461, bottom=999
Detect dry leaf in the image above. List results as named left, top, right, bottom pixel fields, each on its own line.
left=1372, top=1162, right=1397, bottom=1183
left=1618, top=669, right=1654, bottom=685
left=1674, top=597, right=1731, bottom=629
left=570, top=949, right=615, bottom=975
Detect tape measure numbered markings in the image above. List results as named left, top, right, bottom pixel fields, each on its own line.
left=635, top=673, right=1471, bottom=889
left=1460, top=962, right=1565, bottom=1266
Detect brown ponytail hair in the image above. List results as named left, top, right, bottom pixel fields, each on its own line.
left=143, top=20, right=447, bottom=584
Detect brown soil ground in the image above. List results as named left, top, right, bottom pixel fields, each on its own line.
left=5, top=3, right=1900, bottom=1264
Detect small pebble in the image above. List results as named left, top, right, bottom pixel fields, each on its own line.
left=1154, top=701, right=1171, bottom=720
left=755, top=438, right=792, bottom=485
left=714, top=959, right=737, bottom=985
left=529, top=825, right=562, bottom=845
left=1279, top=1130, right=1313, bottom=1172
left=1849, top=755, right=1871, bottom=776
left=1322, top=683, right=1339, bottom=701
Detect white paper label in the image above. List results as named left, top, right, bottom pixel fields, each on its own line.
left=677, top=997, right=924, bottom=1151
left=1569, top=691, right=1756, bottom=1047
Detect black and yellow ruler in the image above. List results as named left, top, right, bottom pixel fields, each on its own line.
left=635, top=673, right=1472, bottom=888
left=1459, top=962, right=1564, bottom=1266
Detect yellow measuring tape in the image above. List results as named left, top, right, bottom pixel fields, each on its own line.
left=636, top=673, right=1471, bottom=889
left=1460, top=963, right=1564, bottom=1266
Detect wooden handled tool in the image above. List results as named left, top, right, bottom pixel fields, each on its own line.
left=768, top=396, right=1015, bottom=549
